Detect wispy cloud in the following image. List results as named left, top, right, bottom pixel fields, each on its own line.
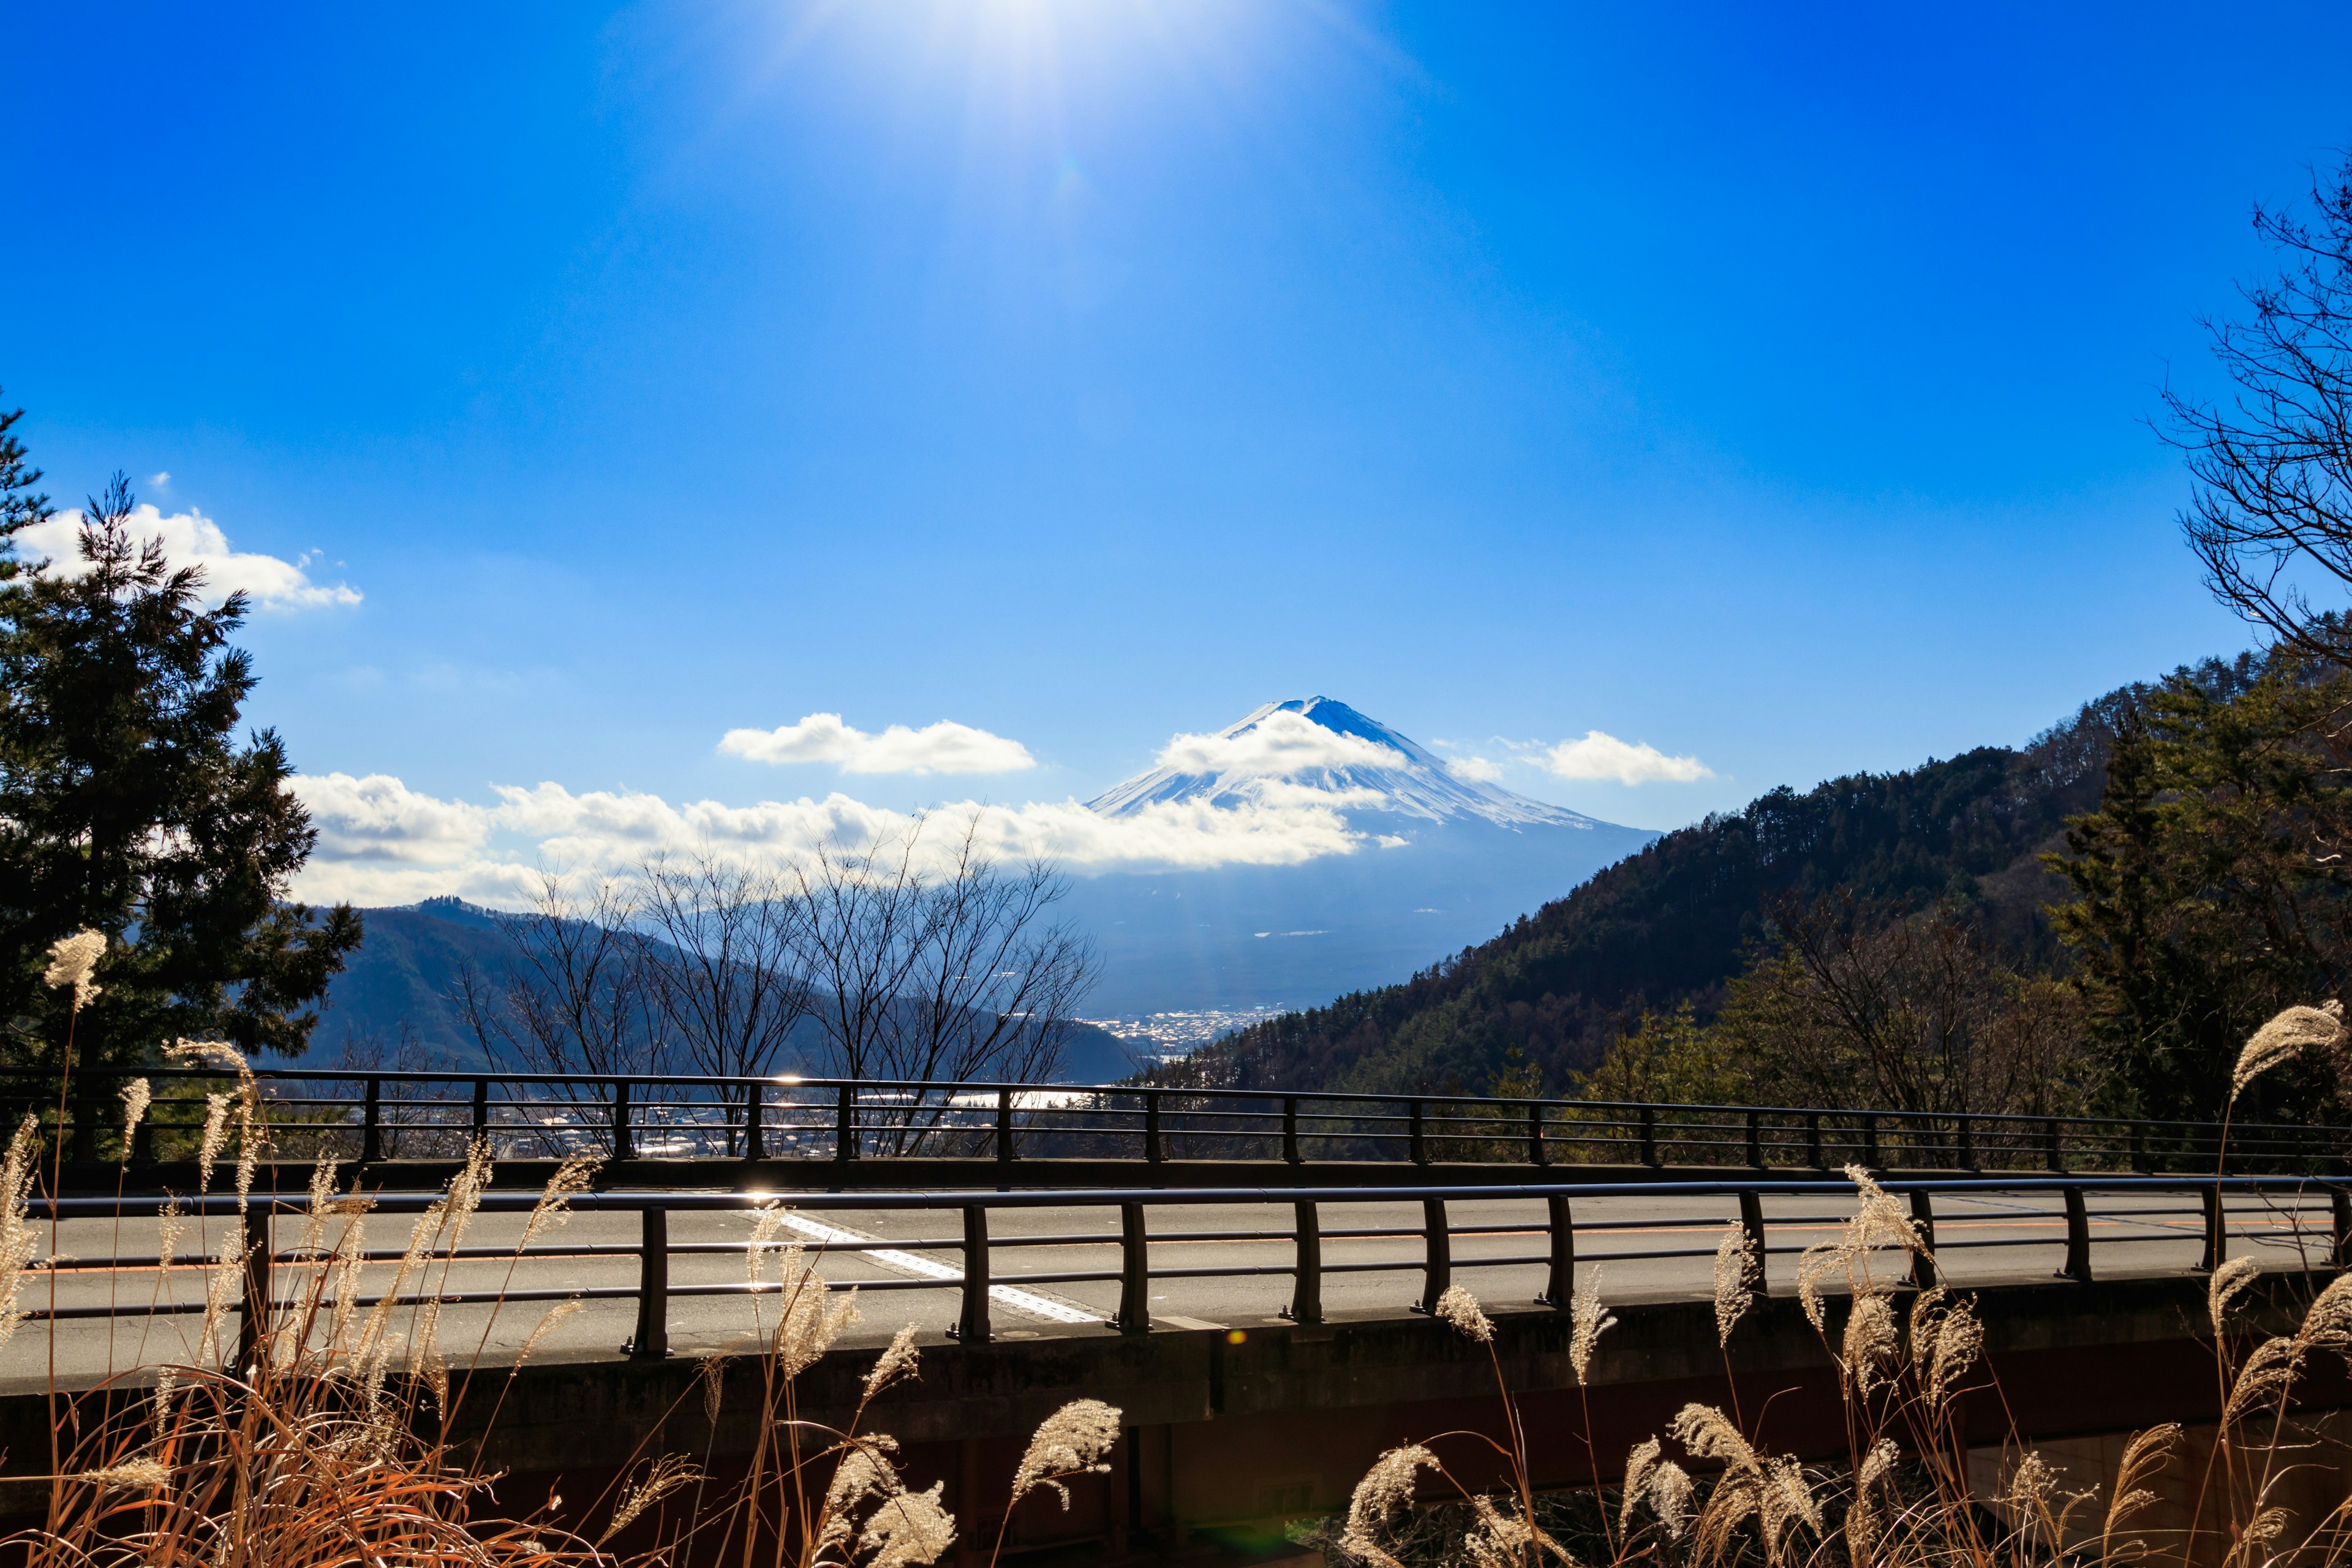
left=1542, top=730, right=1713, bottom=785
left=718, top=713, right=1036, bottom=774
left=1443, top=754, right=1506, bottom=783
left=19, top=504, right=360, bottom=611
left=1154, top=709, right=1403, bottom=777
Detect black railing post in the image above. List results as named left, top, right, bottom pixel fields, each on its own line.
left=1959, top=1118, right=1978, bottom=1172
left=2060, top=1187, right=2092, bottom=1283
left=1541, top=1194, right=1574, bottom=1309
left=133, top=1118, right=154, bottom=1165
left=996, top=1087, right=1016, bottom=1166
left=1287, top=1200, right=1323, bottom=1326
left=471, top=1078, right=489, bottom=1145
left=361, top=1077, right=382, bottom=1164
left=835, top=1085, right=856, bottom=1163
left=1805, top=1112, right=1823, bottom=1169
left=1408, top=1100, right=1428, bottom=1166
left=1744, top=1109, right=1763, bottom=1170
left=2044, top=1119, right=2065, bottom=1174
left=628, top=1206, right=669, bottom=1359
left=611, top=1079, right=633, bottom=1163
left=1142, top=1091, right=1163, bottom=1163
left=1115, top=1203, right=1150, bottom=1334
left=1416, top=1197, right=1451, bottom=1315
left=1860, top=1113, right=1880, bottom=1170
left=1283, top=1098, right=1301, bottom=1166
left=956, top=1205, right=992, bottom=1343
left=71, top=1089, right=95, bottom=1166
left=1529, top=1103, right=1548, bottom=1167
left=2334, top=1188, right=2351, bottom=1270
left=2200, top=1185, right=2226, bottom=1273
left=1909, top=1189, right=1937, bottom=1291
left=1736, top=1189, right=1766, bottom=1294
left=2129, top=1121, right=2148, bottom=1173
left=236, top=1202, right=270, bottom=1372
left=1639, top=1105, right=1659, bottom=1168
left=744, top=1081, right=765, bottom=1161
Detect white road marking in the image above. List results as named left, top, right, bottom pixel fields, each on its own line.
left=772, top=1212, right=1100, bottom=1325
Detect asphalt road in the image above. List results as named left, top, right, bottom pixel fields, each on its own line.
left=3, top=1186, right=2335, bottom=1395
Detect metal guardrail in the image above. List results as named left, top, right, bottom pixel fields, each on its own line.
left=21, top=1174, right=2352, bottom=1366
left=7, top=1066, right=2349, bottom=1174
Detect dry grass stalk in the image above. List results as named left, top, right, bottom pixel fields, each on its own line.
left=116, top=1077, right=150, bottom=1156
left=42, top=929, right=105, bottom=1011
left=515, top=1298, right=583, bottom=1373
left=521, top=1150, right=603, bottom=1250
left=2231, top=1002, right=2344, bottom=1102
left=863, top=1323, right=922, bottom=1401
left=2211, top=1256, right=2263, bottom=1339
left=1569, top=1270, right=1614, bottom=1385
left=598, top=1453, right=702, bottom=1544
left=0, top=1116, right=43, bottom=1351
left=1343, top=1445, right=1441, bottom=1568
left=1713, top=1220, right=1755, bottom=1348
left=1008, top=1398, right=1123, bottom=1511
left=2103, top=1422, right=2182, bottom=1560
left=1841, top=1290, right=1899, bottom=1397
left=1436, top=1284, right=1494, bottom=1344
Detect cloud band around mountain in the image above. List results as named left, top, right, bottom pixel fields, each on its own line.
left=288, top=772, right=1371, bottom=907
left=718, top=713, right=1036, bottom=774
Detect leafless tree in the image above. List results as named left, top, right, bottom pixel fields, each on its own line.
left=1724, top=893, right=2094, bottom=1132
left=635, top=850, right=812, bottom=1153
left=793, top=814, right=1098, bottom=1152
left=2168, top=153, right=2352, bottom=658
left=452, top=869, right=660, bottom=1148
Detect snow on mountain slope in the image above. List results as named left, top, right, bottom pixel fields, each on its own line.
left=1069, top=698, right=1657, bottom=1018
left=1088, top=696, right=1598, bottom=830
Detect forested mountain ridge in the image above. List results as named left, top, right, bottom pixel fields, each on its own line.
left=1147, top=664, right=2256, bottom=1099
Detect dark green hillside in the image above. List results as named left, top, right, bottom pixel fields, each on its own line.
left=1150, top=668, right=2256, bottom=1098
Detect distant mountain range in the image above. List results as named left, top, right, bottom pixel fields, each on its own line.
left=309, top=697, right=1656, bottom=1082
left=1151, top=684, right=2144, bottom=1097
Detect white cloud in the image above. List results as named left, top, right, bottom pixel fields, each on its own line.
left=288, top=774, right=1373, bottom=906
left=1153, top=709, right=1403, bottom=778
left=1542, top=731, right=1714, bottom=786
left=718, top=713, right=1036, bottom=774
left=18, top=504, right=360, bottom=611
left=292, top=773, right=492, bottom=863
left=1444, top=755, right=1506, bottom=783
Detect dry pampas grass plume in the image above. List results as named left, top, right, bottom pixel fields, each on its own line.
left=1714, top=1219, right=1757, bottom=1348
left=2232, top=1001, right=2345, bottom=1102
left=1570, top=1269, right=1615, bottom=1384
left=1009, top=1398, right=1123, bottom=1510
left=598, top=1453, right=703, bottom=1544
left=116, top=1077, right=149, bottom=1158
left=2210, top=1256, right=2263, bottom=1338
left=43, top=929, right=105, bottom=1011
left=1343, top=1444, right=1441, bottom=1568
left=1436, top=1284, right=1493, bottom=1344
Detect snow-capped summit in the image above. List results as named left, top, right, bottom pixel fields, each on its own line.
left=1087, top=696, right=1597, bottom=831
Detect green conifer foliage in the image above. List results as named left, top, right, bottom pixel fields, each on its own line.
left=0, top=407, right=360, bottom=1071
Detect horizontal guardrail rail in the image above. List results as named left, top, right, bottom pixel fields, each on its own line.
left=16, top=1174, right=2352, bottom=1365
left=2, top=1066, right=2346, bottom=1177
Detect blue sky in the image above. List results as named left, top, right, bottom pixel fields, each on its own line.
left=7, top=2, right=2350, bottom=898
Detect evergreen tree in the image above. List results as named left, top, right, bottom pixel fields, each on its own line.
left=2051, top=668, right=2352, bottom=1122
left=0, top=401, right=360, bottom=1071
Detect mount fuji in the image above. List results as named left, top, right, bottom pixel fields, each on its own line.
left=1061, top=698, right=1659, bottom=1022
